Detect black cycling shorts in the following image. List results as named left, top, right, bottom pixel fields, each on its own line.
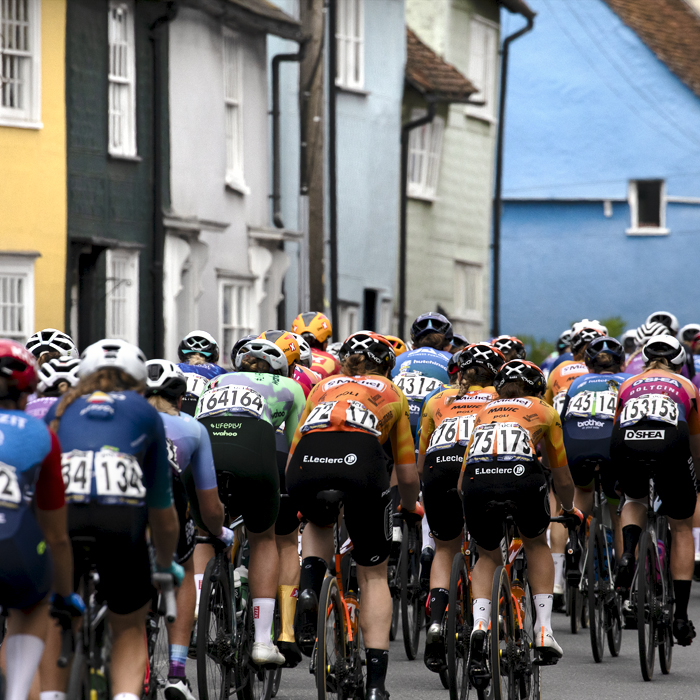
left=611, top=420, right=697, bottom=520
left=562, top=421, right=618, bottom=501
left=173, top=475, right=195, bottom=564
left=68, top=504, right=153, bottom=615
left=0, top=510, right=52, bottom=610
left=423, top=446, right=466, bottom=541
left=461, top=459, right=550, bottom=551
left=197, top=416, right=280, bottom=533
left=287, top=431, right=392, bottom=567
left=180, top=395, right=198, bottom=417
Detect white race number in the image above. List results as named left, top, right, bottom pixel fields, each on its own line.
left=94, top=451, right=146, bottom=504
left=620, top=394, right=679, bottom=427
left=345, top=401, right=380, bottom=436
left=0, top=462, right=22, bottom=507
left=61, top=450, right=93, bottom=503
left=301, top=401, right=337, bottom=433
left=566, top=390, right=617, bottom=420
left=198, top=385, right=265, bottom=419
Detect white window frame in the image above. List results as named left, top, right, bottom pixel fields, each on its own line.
left=453, top=261, right=483, bottom=323
left=465, top=16, right=498, bottom=123
left=0, top=0, right=41, bottom=128
left=108, top=0, right=137, bottom=157
left=105, top=248, right=139, bottom=344
left=627, top=180, right=669, bottom=236
left=336, top=0, right=364, bottom=90
left=379, top=298, right=393, bottom=335
left=0, top=253, right=36, bottom=342
left=219, top=277, right=254, bottom=365
left=407, top=109, right=444, bottom=201
left=223, top=30, right=248, bottom=193
left=339, top=302, right=360, bottom=341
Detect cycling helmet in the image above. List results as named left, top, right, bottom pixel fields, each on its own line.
left=178, top=330, right=220, bottom=363
left=556, top=329, right=572, bottom=353
left=642, top=334, right=686, bottom=369
left=570, top=327, right=604, bottom=355
left=0, top=339, right=39, bottom=397
left=571, top=319, right=608, bottom=337
left=494, top=360, right=546, bottom=396
left=289, top=332, right=313, bottom=368
left=235, top=339, right=289, bottom=376
left=635, top=321, right=667, bottom=346
left=384, top=335, right=408, bottom=357
left=291, top=311, right=333, bottom=344
left=450, top=333, right=469, bottom=352
left=584, top=336, right=624, bottom=367
left=37, top=356, right=80, bottom=394
left=79, top=339, right=148, bottom=382
left=492, top=335, right=526, bottom=360
left=230, top=334, right=258, bottom=367
left=26, top=328, right=78, bottom=360
left=620, top=329, right=637, bottom=353
left=447, top=352, right=460, bottom=379
left=457, top=343, right=506, bottom=376
left=145, top=360, right=187, bottom=400
left=326, top=342, right=343, bottom=360
left=258, top=330, right=302, bottom=367
left=410, top=312, right=453, bottom=344
left=339, top=332, right=396, bottom=371
left=691, top=333, right=700, bottom=353
left=645, top=311, right=679, bottom=335
left=678, top=323, right=700, bottom=344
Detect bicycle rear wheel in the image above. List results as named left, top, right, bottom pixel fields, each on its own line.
left=587, top=520, right=605, bottom=663
left=237, top=600, right=274, bottom=700
left=657, top=521, right=673, bottom=675
left=446, top=554, right=470, bottom=700
left=316, top=576, right=348, bottom=700
left=636, top=531, right=656, bottom=681
left=400, top=521, right=423, bottom=660
left=490, top=566, right=515, bottom=700
left=518, top=579, right=541, bottom=700
left=145, top=605, right=170, bottom=698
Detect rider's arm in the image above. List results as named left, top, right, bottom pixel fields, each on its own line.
left=149, top=506, right=180, bottom=569
left=686, top=395, right=700, bottom=480
left=285, top=382, right=307, bottom=447
left=192, top=422, right=225, bottom=536
left=391, top=395, right=420, bottom=510
left=543, top=413, right=576, bottom=511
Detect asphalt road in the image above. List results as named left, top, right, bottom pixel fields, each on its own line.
left=187, top=587, right=700, bottom=699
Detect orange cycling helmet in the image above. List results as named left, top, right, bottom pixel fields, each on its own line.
left=291, top=311, right=333, bottom=344
left=258, top=330, right=301, bottom=366
left=383, top=335, right=408, bottom=357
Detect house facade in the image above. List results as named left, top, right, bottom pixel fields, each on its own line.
left=500, top=0, right=700, bottom=340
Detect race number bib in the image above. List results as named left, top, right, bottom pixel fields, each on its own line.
left=552, top=392, right=566, bottom=416
left=301, top=401, right=337, bottom=433
left=94, top=451, right=146, bottom=505
left=395, top=374, right=443, bottom=400
left=566, top=391, right=617, bottom=420
left=427, top=415, right=477, bottom=453
left=345, top=401, right=380, bottom=436
left=0, top=462, right=22, bottom=507
left=620, top=394, right=679, bottom=427
left=61, top=450, right=93, bottom=503
left=198, top=385, right=264, bottom=420
left=184, top=373, right=207, bottom=397
left=468, top=423, right=533, bottom=462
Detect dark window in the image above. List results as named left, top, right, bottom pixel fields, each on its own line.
left=635, top=180, right=662, bottom=228
left=363, top=288, right=377, bottom=330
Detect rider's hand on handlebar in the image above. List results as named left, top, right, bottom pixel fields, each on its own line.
left=398, top=501, right=425, bottom=525
left=156, top=560, right=185, bottom=587
left=558, top=506, right=584, bottom=527
left=217, top=526, right=235, bottom=548
left=50, top=592, right=86, bottom=619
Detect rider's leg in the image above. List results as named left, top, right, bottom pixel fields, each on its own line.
left=109, top=603, right=150, bottom=696
left=275, top=525, right=302, bottom=664
left=667, top=516, right=694, bottom=612
left=357, top=561, right=391, bottom=693
left=427, top=534, right=462, bottom=627
left=167, top=555, right=195, bottom=680
left=549, top=488, right=567, bottom=603
left=247, top=525, right=280, bottom=649
left=573, top=483, right=594, bottom=517
left=5, top=602, right=49, bottom=700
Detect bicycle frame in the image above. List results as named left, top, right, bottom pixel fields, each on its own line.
left=329, top=519, right=357, bottom=645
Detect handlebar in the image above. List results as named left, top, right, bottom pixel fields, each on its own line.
left=152, top=572, right=177, bottom=624
left=550, top=513, right=582, bottom=531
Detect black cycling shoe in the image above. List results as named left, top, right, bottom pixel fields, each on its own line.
left=366, top=688, right=390, bottom=700
left=277, top=640, right=303, bottom=668
left=295, top=589, right=319, bottom=657
left=423, top=622, right=446, bottom=673
left=552, top=592, right=566, bottom=613
left=694, top=560, right=700, bottom=583
left=614, top=554, right=635, bottom=592
left=468, top=629, right=490, bottom=690
left=673, top=618, right=697, bottom=647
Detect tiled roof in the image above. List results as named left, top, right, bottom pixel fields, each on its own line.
left=602, top=0, right=700, bottom=98
left=405, top=28, right=477, bottom=102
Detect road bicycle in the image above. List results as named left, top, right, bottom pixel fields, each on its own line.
left=564, top=526, right=587, bottom=635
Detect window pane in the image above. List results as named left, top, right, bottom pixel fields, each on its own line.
left=0, top=274, right=25, bottom=337
left=636, top=181, right=662, bottom=227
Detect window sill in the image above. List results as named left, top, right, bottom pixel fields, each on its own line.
left=226, top=178, right=251, bottom=196
left=108, top=152, right=142, bottom=163
left=335, top=84, right=370, bottom=97
left=407, top=191, right=437, bottom=203
left=0, top=117, right=43, bottom=130
left=465, top=110, right=496, bottom=125
left=626, top=227, right=670, bottom=237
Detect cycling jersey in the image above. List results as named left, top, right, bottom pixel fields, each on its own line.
left=391, top=347, right=451, bottom=383
left=544, top=360, right=587, bottom=410
left=178, top=363, right=226, bottom=416
left=25, top=395, right=59, bottom=421
left=310, top=349, right=341, bottom=379
left=549, top=352, right=573, bottom=372
left=176, top=361, right=227, bottom=380
left=293, top=364, right=321, bottom=398
left=561, top=372, right=632, bottom=425
left=622, top=351, right=644, bottom=376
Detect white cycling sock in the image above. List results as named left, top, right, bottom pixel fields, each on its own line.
left=552, top=553, right=565, bottom=589
left=693, top=528, right=700, bottom=558
left=113, top=694, right=140, bottom=700
left=5, top=634, right=45, bottom=700
left=533, top=594, right=554, bottom=631
left=252, top=598, right=276, bottom=645
left=422, top=518, right=433, bottom=550
left=40, top=693, right=66, bottom=700
left=472, top=598, right=491, bottom=631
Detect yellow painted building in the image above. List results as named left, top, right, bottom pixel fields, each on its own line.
left=0, top=0, right=67, bottom=342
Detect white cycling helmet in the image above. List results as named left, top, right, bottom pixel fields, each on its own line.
left=79, top=339, right=148, bottom=382
left=26, top=328, right=79, bottom=360
left=642, top=334, right=686, bottom=369
left=146, top=359, right=187, bottom=399
left=326, top=342, right=343, bottom=360
left=635, top=321, right=667, bottom=346
left=620, top=329, right=637, bottom=352
left=678, top=323, right=700, bottom=344
left=235, top=339, right=289, bottom=376
left=37, top=356, right=80, bottom=394
left=571, top=318, right=608, bottom=337
left=178, top=330, right=220, bottom=363
left=289, top=332, right=313, bottom=369
left=645, top=311, right=679, bottom=336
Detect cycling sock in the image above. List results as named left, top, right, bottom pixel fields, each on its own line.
left=472, top=598, right=491, bottom=631
left=40, top=693, right=66, bottom=700
left=194, top=573, right=204, bottom=611
left=252, top=598, right=276, bottom=645
left=299, top=556, right=327, bottom=600
left=533, top=594, right=554, bottom=631
left=693, top=528, right=700, bottom=557
left=673, top=580, right=692, bottom=621
left=168, top=644, right=188, bottom=679
left=113, top=694, right=139, bottom=700
left=277, top=585, right=298, bottom=643
left=365, top=648, right=389, bottom=690
left=422, top=517, right=433, bottom=550
left=428, top=588, right=449, bottom=626
left=621, top=524, right=642, bottom=558
left=551, top=553, right=565, bottom=589
left=5, top=634, right=44, bottom=700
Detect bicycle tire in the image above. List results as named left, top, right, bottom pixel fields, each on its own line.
left=587, top=520, right=605, bottom=663
left=145, top=605, right=170, bottom=699
left=446, top=554, right=470, bottom=700
left=197, top=556, right=234, bottom=700
left=657, top=521, right=673, bottom=675
left=490, top=566, right=515, bottom=700
left=605, top=528, right=622, bottom=658
left=316, top=575, right=348, bottom=700
left=237, top=596, right=274, bottom=700
left=400, top=521, right=422, bottom=660
left=568, top=583, right=580, bottom=635
left=636, top=530, right=656, bottom=682
left=389, top=593, right=399, bottom=642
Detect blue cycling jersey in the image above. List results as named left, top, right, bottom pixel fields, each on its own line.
left=177, top=362, right=227, bottom=380
left=391, top=347, right=452, bottom=383
left=47, top=391, right=173, bottom=509
left=159, top=412, right=218, bottom=491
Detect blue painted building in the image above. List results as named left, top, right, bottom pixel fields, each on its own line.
left=499, top=0, right=700, bottom=341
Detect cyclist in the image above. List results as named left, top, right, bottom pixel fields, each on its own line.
left=384, top=335, right=408, bottom=358
left=43, top=339, right=181, bottom=700
left=177, top=331, right=227, bottom=416
left=194, top=339, right=306, bottom=666
left=25, top=329, right=78, bottom=363
left=611, top=335, right=700, bottom=646
left=458, top=360, right=583, bottom=673
left=620, top=329, right=637, bottom=358
left=0, top=341, right=82, bottom=700
left=450, top=333, right=469, bottom=353
left=417, top=343, right=505, bottom=672
left=646, top=310, right=679, bottom=336
left=259, top=329, right=319, bottom=399
left=25, top=356, right=80, bottom=420
left=624, top=321, right=668, bottom=375
left=290, top=311, right=341, bottom=378
left=145, top=360, right=229, bottom=700
left=492, top=335, right=526, bottom=362
left=541, top=329, right=571, bottom=377
left=288, top=332, right=421, bottom=700
left=550, top=319, right=606, bottom=374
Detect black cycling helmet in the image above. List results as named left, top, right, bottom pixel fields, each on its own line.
left=450, top=333, right=469, bottom=352
left=642, top=334, right=686, bottom=369
left=457, top=343, right=506, bottom=377
left=492, top=335, right=526, bottom=360
left=584, top=336, right=624, bottom=367
left=178, top=330, right=220, bottom=363
left=340, top=332, right=396, bottom=371
left=230, top=334, right=258, bottom=367
left=146, top=360, right=187, bottom=400
left=570, top=327, right=604, bottom=355
left=410, top=312, right=453, bottom=344
left=447, top=352, right=460, bottom=379
left=494, top=360, right=546, bottom=396
left=556, top=329, right=572, bottom=353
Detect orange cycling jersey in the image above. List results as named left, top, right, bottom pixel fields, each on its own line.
left=289, top=373, right=415, bottom=466
left=310, top=349, right=341, bottom=379
left=544, top=360, right=587, bottom=405
left=418, top=385, right=496, bottom=455
left=461, top=395, right=567, bottom=471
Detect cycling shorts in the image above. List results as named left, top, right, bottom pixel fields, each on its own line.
left=461, top=459, right=550, bottom=551
left=562, top=421, right=618, bottom=500
left=196, top=416, right=279, bottom=533
left=180, top=395, right=198, bottom=417
left=173, top=475, right=195, bottom=564
left=423, top=446, right=466, bottom=541
left=68, top=504, right=153, bottom=615
left=275, top=449, right=299, bottom=537
left=611, top=420, right=697, bottom=520
left=0, top=510, right=52, bottom=610
left=287, top=431, right=392, bottom=567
